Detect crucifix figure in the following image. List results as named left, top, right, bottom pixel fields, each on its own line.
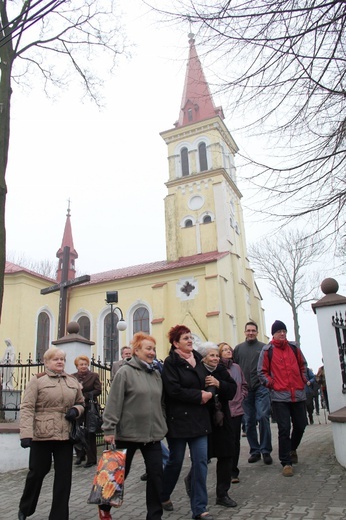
left=41, top=246, right=90, bottom=338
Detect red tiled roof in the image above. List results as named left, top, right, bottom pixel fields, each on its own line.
left=5, top=261, right=55, bottom=283
left=87, top=251, right=229, bottom=286
left=176, top=36, right=224, bottom=128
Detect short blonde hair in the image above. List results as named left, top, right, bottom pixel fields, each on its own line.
left=74, top=355, right=90, bottom=367
left=43, top=347, right=66, bottom=363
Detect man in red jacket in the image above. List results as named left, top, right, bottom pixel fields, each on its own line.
left=257, top=320, right=308, bottom=477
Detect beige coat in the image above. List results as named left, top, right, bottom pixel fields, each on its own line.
left=20, top=369, right=84, bottom=441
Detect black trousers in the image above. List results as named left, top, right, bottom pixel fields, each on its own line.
left=100, top=440, right=163, bottom=520
left=19, top=440, right=73, bottom=520
left=271, top=401, right=307, bottom=466
left=231, top=415, right=242, bottom=478
left=75, top=430, right=97, bottom=464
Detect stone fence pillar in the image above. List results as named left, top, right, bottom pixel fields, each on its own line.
left=312, top=278, right=346, bottom=468
left=52, top=321, right=95, bottom=374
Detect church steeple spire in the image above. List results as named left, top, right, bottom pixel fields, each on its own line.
left=56, top=200, right=78, bottom=282
left=175, top=33, right=224, bottom=128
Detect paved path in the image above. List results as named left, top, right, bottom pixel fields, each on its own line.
left=1, top=412, right=346, bottom=520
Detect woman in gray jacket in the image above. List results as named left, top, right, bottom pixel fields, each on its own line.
left=99, top=331, right=167, bottom=520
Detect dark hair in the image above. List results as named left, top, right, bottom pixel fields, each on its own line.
left=244, top=321, right=258, bottom=331
left=168, top=325, right=191, bottom=347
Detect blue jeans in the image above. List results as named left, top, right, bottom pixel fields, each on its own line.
left=162, top=436, right=208, bottom=518
left=242, top=385, right=272, bottom=455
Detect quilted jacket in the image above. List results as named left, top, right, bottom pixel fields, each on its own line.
left=20, top=369, right=84, bottom=441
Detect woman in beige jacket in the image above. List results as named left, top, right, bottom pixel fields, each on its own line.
left=18, top=347, right=84, bottom=520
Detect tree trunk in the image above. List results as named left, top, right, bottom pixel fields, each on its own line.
left=0, top=31, right=14, bottom=320
left=292, top=305, right=301, bottom=346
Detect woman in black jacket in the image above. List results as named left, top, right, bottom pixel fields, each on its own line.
left=161, top=325, right=214, bottom=520
left=195, top=342, right=237, bottom=508
left=72, top=355, right=102, bottom=467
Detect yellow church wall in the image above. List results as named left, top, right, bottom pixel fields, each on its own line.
left=0, top=273, right=59, bottom=360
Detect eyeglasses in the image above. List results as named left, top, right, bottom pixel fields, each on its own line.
left=221, top=347, right=232, bottom=352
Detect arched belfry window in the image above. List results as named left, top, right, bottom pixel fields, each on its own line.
left=198, top=142, right=208, bottom=171
left=77, top=316, right=90, bottom=340
left=203, top=215, right=212, bottom=224
left=104, top=312, right=119, bottom=363
left=185, top=219, right=193, bottom=228
left=36, top=311, right=50, bottom=362
left=133, top=307, right=150, bottom=334
left=181, top=147, right=189, bottom=176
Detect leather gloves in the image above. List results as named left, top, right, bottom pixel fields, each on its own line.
left=21, top=438, right=32, bottom=449
left=65, top=407, right=78, bottom=421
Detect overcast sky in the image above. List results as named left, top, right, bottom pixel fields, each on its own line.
left=4, top=0, right=344, bottom=371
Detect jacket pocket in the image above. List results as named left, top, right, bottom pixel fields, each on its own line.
left=34, top=417, right=54, bottom=438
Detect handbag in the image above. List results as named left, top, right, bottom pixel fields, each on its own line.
left=213, top=394, right=224, bottom=427
left=86, top=393, right=103, bottom=434
left=87, top=448, right=127, bottom=508
left=69, top=420, right=88, bottom=450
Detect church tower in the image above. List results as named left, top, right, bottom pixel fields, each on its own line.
left=161, top=34, right=246, bottom=263
left=56, top=203, right=78, bottom=283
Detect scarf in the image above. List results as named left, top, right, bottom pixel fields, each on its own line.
left=175, top=348, right=196, bottom=367
left=271, top=338, right=290, bottom=350
left=75, top=369, right=91, bottom=384
left=203, top=362, right=216, bottom=373
left=45, top=367, right=66, bottom=377
left=220, top=357, right=232, bottom=369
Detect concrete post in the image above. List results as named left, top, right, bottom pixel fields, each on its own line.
left=312, top=278, right=346, bottom=467
left=52, top=321, right=95, bottom=375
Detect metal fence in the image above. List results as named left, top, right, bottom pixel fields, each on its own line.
left=0, top=353, right=44, bottom=421
left=0, top=353, right=111, bottom=422
left=332, top=311, right=346, bottom=394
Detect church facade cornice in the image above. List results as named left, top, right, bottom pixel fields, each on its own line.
left=160, top=117, right=239, bottom=155
left=165, top=167, right=243, bottom=199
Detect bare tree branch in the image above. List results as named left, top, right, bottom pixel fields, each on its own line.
left=248, top=229, right=324, bottom=344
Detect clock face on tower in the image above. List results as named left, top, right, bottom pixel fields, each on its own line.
left=188, top=195, right=204, bottom=211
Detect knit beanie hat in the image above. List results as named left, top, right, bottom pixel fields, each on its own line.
left=271, top=320, right=287, bottom=335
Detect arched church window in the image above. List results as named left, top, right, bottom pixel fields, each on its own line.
left=203, top=215, right=212, bottom=224
left=198, top=142, right=208, bottom=171
left=181, top=147, right=189, bottom=176
left=36, top=311, right=50, bottom=362
left=133, top=307, right=150, bottom=334
left=185, top=219, right=193, bottom=228
left=103, top=312, right=119, bottom=363
left=188, top=108, right=193, bottom=122
left=77, top=316, right=90, bottom=340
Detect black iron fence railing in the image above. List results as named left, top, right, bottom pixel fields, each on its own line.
left=0, top=353, right=111, bottom=426
left=332, top=312, right=346, bottom=394
left=0, top=353, right=44, bottom=421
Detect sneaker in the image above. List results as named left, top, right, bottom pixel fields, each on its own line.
left=248, top=453, right=261, bottom=463
left=231, top=476, right=240, bottom=484
left=140, top=473, right=148, bottom=481
left=282, top=465, right=294, bottom=477
left=262, top=453, right=273, bottom=465
left=216, top=495, right=237, bottom=507
left=290, top=450, right=298, bottom=464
